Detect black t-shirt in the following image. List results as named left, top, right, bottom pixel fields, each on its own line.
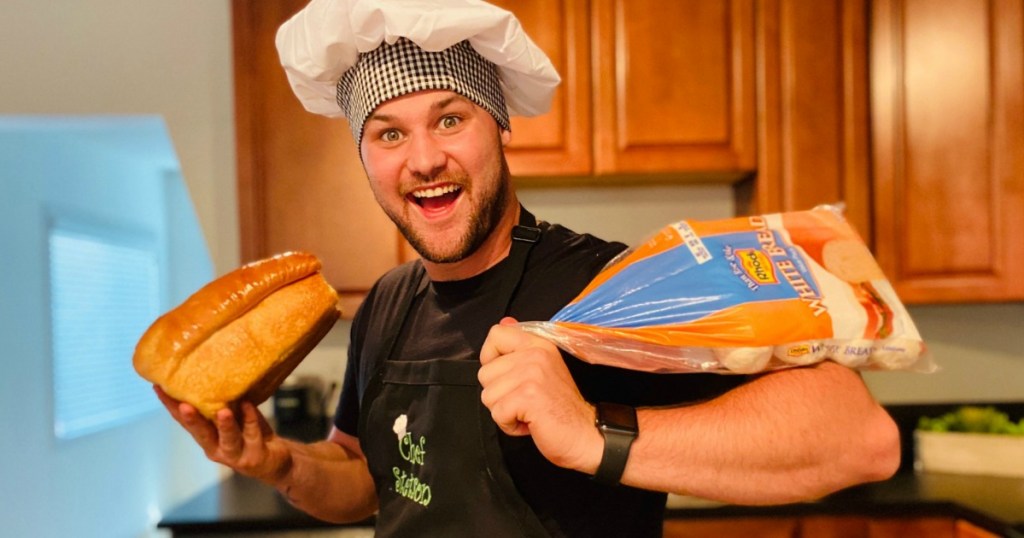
left=335, top=219, right=751, bottom=537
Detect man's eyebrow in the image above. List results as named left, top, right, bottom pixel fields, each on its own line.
left=364, top=94, right=471, bottom=125
left=432, top=94, right=469, bottom=111
left=364, top=111, right=394, bottom=125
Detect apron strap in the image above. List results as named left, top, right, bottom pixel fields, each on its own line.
left=495, top=206, right=540, bottom=315
left=376, top=267, right=428, bottom=377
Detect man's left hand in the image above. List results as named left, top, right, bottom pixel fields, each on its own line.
left=479, top=317, right=602, bottom=474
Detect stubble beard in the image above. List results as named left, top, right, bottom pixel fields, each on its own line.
left=389, top=157, right=511, bottom=264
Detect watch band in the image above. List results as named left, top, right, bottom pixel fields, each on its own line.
left=593, top=403, right=638, bottom=485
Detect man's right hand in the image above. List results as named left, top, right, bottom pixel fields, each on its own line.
left=154, top=385, right=293, bottom=484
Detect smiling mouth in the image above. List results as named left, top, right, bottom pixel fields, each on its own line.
left=409, top=184, right=463, bottom=212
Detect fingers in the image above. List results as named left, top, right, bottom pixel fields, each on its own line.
left=154, top=385, right=219, bottom=448
left=153, top=385, right=205, bottom=429
left=485, top=391, right=535, bottom=437
left=479, top=320, right=568, bottom=438
left=154, top=385, right=273, bottom=465
left=498, top=316, right=518, bottom=327
left=478, top=321, right=546, bottom=405
left=480, top=358, right=535, bottom=437
left=478, top=319, right=603, bottom=470
left=479, top=317, right=553, bottom=365
left=153, top=385, right=184, bottom=420
left=240, top=401, right=273, bottom=452
left=216, top=402, right=273, bottom=458
left=216, top=407, right=243, bottom=458
left=152, top=385, right=285, bottom=479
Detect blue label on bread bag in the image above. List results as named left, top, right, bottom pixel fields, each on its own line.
left=551, top=230, right=822, bottom=328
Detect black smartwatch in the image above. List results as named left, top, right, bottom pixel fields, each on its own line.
left=593, top=402, right=638, bottom=485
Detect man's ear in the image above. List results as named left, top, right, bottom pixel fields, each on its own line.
left=500, top=129, right=512, bottom=147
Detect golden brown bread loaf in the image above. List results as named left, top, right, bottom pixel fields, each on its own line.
left=133, top=251, right=340, bottom=418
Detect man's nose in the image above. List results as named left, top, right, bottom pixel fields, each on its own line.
left=406, top=133, right=447, bottom=180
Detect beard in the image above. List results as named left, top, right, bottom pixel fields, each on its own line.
left=388, top=156, right=512, bottom=264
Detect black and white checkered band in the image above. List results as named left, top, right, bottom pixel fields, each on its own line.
left=337, top=38, right=510, bottom=144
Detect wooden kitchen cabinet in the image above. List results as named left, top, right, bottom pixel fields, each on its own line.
left=865, top=517, right=955, bottom=537
left=504, top=0, right=871, bottom=193
left=955, top=519, right=1001, bottom=538
left=663, top=515, right=1004, bottom=538
left=665, top=515, right=958, bottom=538
left=232, top=0, right=412, bottom=316
left=488, top=0, right=593, bottom=176
left=591, top=0, right=758, bottom=176
left=500, top=0, right=872, bottom=237
left=800, top=516, right=871, bottom=538
left=870, top=0, right=1024, bottom=303
left=797, top=516, right=1000, bottom=538
left=497, top=0, right=758, bottom=179
left=662, top=517, right=799, bottom=538
left=462, top=0, right=766, bottom=181
left=747, top=0, right=872, bottom=241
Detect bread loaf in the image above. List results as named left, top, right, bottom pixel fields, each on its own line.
left=133, top=251, right=340, bottom=418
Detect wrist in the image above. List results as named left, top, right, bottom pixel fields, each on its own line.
left=580, top=404, right=605, bottom=474
left=263, top=439, right=296, bottom=487
left=269, top=450, right=298, bottom=501
left=592, top=402, right=639, bottom=485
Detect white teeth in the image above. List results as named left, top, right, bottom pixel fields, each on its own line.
left=412, top=185, right=460, bottom=199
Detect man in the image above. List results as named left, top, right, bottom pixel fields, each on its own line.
left=158, top=0, right=900, bottom=536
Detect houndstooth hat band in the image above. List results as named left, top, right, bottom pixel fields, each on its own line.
left=337, top=38, right=510, bottom=145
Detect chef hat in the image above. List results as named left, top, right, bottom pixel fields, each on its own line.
left=336, top=37, right=509, bottom=143
left=275, top=0, right=561, bottom=144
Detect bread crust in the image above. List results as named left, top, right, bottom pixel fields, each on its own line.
left=133, top=252, right=340, bottom=418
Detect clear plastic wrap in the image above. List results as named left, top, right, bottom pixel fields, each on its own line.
left=519, top=205, right=935, bottom=374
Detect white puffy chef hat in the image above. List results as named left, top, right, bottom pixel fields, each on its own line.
left=275, top=0, right=561, bottom=144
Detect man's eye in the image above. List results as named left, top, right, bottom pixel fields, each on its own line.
left=440, top=116, right=461, bottom=129
left=381, top=130, right=401, bottom=142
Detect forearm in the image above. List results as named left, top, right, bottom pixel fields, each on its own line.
left=271, top=438, right=378, bottom=523
left=614, top=362, right=900, bottom=504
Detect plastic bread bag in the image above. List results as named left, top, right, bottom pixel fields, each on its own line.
left=519, top=205, right=935, bottom=374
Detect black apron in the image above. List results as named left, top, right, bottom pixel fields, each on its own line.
left=358, top=209, right=552, bottom=537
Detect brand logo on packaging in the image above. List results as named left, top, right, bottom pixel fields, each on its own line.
left=737, top=249, right=779, bottom=285
left=786, top=344, right=813, bottom=357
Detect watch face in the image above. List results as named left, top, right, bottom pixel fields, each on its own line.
left=598, top=403, right=638, bottom=434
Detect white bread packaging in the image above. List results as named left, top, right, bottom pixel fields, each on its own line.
left=520, top=205, right=934, bottom=374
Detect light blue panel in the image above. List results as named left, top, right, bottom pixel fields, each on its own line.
left=0, top=116, right=220, bottom=538
left=0, top=117, right=52, bottom=538
left=164, top=167, right=215, bottom=305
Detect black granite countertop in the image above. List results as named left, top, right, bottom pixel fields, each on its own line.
left=158, top=472, right=374, bottom=535
left=159, top=470, right=1024, bottom=537
left=664, top=471, right=1024, bottom=537
left=159, top=402, right=1024, bottom=536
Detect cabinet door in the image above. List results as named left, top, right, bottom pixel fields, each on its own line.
left=489, top=0, right=592, bottom=177
left=867, top=517, right=954, bottom=538
left=871, top=0, right=1024, bottom=302
left=751, top=0, right=872, bottom=241
left=233, top=0, right=409, bottom=317
left=954, top=520, right=1001, bottom=538
left=592, top=0, right=757, bottom=175
left=800, top=515, right=870, bottom=538
left=663, top=517, right=798, bottom=538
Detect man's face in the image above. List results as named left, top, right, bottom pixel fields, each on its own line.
left=359, top=90, right=512, bottom=264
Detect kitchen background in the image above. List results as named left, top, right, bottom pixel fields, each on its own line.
left=1, top=1, right=1021, bottom=537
